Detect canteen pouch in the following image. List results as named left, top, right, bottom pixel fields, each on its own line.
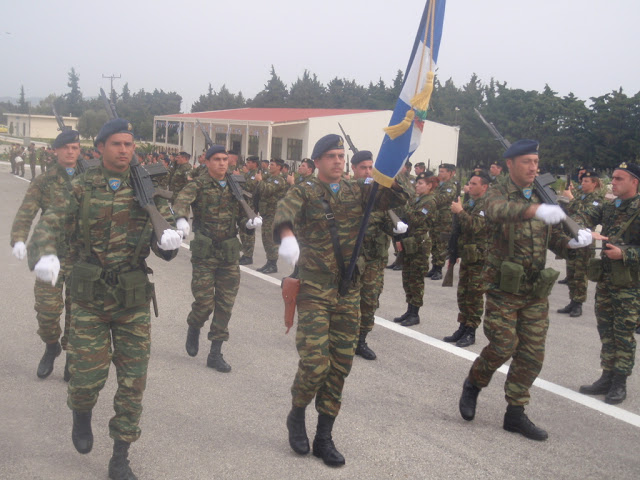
left=532, top=267, right=560, bottom=298
left=462, top=244, right=479, bottom=264
left=115, top=270, right=152, bottom=309
left=587, top=258, right=603, bottom=282
left=609, top=260, right=633, bottom=286
left=71, top=262, right=103, bottom=302
left=190, top=233, right=213, bottom=259
left=401, top=236, right=417, bottom=255
left=499, top=261, right=524, bottom=294
left=220, top=237, right=241, bottom=263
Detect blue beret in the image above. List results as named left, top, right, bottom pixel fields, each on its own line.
left=503, top=139, right=539, bottom=159
left=53, top=130, right=80, bottom=149
left=94, top=119, right=134, bottom=146
left=615, top=162, right=640, bottom=181
left=351, top=150, right=373, bottom=165
left=205, top=144, right=226, bottom=160
left=311, top=134, right=344, bottom=160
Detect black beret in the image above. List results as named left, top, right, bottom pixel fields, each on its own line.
left=503, top=139, right=539, bottom=159
left=472, top=171, right=492, bottom=184
left=271, top=158, right=285, bottom=167
left=416, top=172, right=435, bottom=182
left=615, top=162, right=640, bottom=181
left=414, top=162, right=426, bottom=168
left=53, top=130, right=80, bottom=149
left=246, top=155, right=260, bottom=163
left=473, top=164, right=485, bottom=172
left=490, top=160, right=503, bottom=168
left=205, top=144, right=226, bottom=160
left=351, top=150, right=373, bottom=165
left=439, top=163, right=456, bottom=170
left=94, top=119, right=134, bottom=147
left=581, top=169, right=599, bottom=179
left=311, top=134, right=344, bottom=160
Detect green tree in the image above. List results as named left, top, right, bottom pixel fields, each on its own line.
left=78, top=109, right=109, bottom=140
left=65, top=68, right=83, bottom=116
left=325, top=78, right=367, bottom=108
left=288, top=70, right=325, bottom=107
left=18, top=85, right=28, bottom=113
left=249, top=66, right=288, bottom=107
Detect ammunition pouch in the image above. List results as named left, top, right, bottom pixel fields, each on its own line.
left=363, top=235, right=388, bottom=260
left=531, top=267, right=560, bottom=298
left=499, top=261, right=525, bottom=294
left=71, top=261, right=103, bottom=303
left=190, top=232, right=213, bottom=259
left=587, top=258, right=603, bottom=282
left=401, top=236, right=417, bottom=255
left=609, top=260, right=637, bottom=286
left=219, top=237, right=241, bottom=263
left=115, top=270, right=153, bottom=309
left=190, top=233, right=240, bottom=263
left=461, top=244, right=479, bottom=264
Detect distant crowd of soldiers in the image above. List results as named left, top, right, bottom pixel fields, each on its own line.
left=7, top=120, right=640, bottom=477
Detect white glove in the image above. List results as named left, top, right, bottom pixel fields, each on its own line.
left=158, top=229, right=182, bottom=250
left=246, top=216, right=263, bottom=230
left=278, top=236, right=300, bottom=266
left=12, top=241, right=27, bottom=260
left=568, top=229, right=593, bottom=249
left=34, top=254, right=60, bottom=286
left=534, top=204, right=566, bottom=225
left=393, top=221, right=408, bottom=235
left=176, top=218, right=190, bottom=238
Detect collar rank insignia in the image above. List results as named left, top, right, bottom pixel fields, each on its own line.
left=109, top=178, right=121, bottom=191
left=522, top=187, right=532, bottom=199
left=218, top=180, right=227, bottom=188
left=615, top=198, right=622, bottom=208
left=65, top=167, right=75, bottom=176
left=330, top=183, right=340, bottom=193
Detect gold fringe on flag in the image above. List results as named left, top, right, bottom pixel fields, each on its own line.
left=410, top=70, right=435, bottom=112
left=383, top=110, right=415, bottom=140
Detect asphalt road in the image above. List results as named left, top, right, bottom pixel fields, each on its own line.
left=0, top=162, right=638, bottom=479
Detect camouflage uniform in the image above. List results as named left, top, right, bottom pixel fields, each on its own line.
left=456, top=195, right=490, bottom=329
left=580, top=195, right=640, bottom=377
left=431, top=179, right=458, bottom=268
left=467, top=179, right=571, bottom=406
left=258, top=172, right=287, bottom=262
left=169, top=162, right=192, bottom=203
left=28, top=146, right=37, bottom=179
left=173, top=174, right=245, bottom=342
left=274, top=178, right=407, bottom=417
left=37, top=147, right=47, bottom=174
left=11, top=162, right=77, bottom=350
left=27, top=163, right=178, bottom=443
left=239, top=168, right=261, bottom=258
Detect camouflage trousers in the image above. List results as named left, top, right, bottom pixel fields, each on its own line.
left=292, top=280, right=360, bottom=418
left=360, top=255, right=387, bottom=334
left=402, top=242, right=429, bottom=307
left=67, top=300, right=150, bottom=443
left=430, top=227, right=451, bottom=268
left=34, top=269, right=72, bottom=349
left=261, top=215, right=279, bottom=262
left=468, top=289, right=549, bottom=406
left=566, top=247, right=593, bottom=303
left=595, top=275, right=639, bottom=376
left=187, top=255, right=240, bottom=342
left=239, top=226, right=255, bottom=257
left=456, top=261, right=486, bottom=329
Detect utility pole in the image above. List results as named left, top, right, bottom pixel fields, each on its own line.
left=102, top=74, right=121, bottom=97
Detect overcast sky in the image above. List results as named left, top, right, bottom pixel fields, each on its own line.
left=1, top=0, right=639, bottom=112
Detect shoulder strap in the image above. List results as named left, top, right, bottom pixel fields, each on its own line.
left=81, top=181, right=93, bottom=258
left=609, top=207, right=640, bottom=244
left=321, top=189, right=346, bottom=281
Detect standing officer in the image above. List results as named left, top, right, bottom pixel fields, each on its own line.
left=274, top=134, right=407, bottom=466
left=28, top=143, right=37, bottom=180
left=287, top=158, right=315, bottom=187
left=11, top=130, right=81, bottom=380
left=238, top=155, right=262, bottom=265
left=414, top=161, right=426, bottom=176
left=174, top=145, right=261, bottom=372
left=255, top=158, right=287, bottom=274
left=427, top=163, right=458, bottom=280
left=443, top=172, right=491, bottom=348
left=489, top=160, right=506, bottom=185
left=168, top=151, right=192, bottom=203
left=578, top=162, right=640, bottom=404
left=457, top=139, right=593, bottom=441
left=27, top=118, right=182, bottom=480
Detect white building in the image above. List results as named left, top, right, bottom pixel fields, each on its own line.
left=3, top=113, right=79, bottom=140
left=153, top=108, right=459, bottom=170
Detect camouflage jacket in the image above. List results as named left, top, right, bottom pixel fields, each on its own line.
left=27, top=163, right=178, bottom=273
left=243, top=168, right=261, bottom=194
left=403, top=192, right=437, bottom=239
left=173, top=173, right=246, bottom=242
left=564, top=190, right=604, bottom=225
left=434, top=179, right=458, bottom=229
left=190, top=164, right=208, bottom=180
left=457, top=194, right=490, bottom=264
left=257, top=173, right=287, bottom=217
left=11, top=162, right=77, bottom=258
left=362, top=209, right=394, bottom=261
left=483, top=178, right=570, bottom=288
left=273, top=178, right=408, bottom=282
left=169, top=163, right=192, bottom=201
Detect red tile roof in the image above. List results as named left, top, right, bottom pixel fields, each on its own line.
left=163, top=108, right=380, bottom=123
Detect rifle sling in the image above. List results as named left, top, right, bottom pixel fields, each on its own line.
left=321, top=191, right=346, bottom=284
left=608, top=207, right=640, bottom=245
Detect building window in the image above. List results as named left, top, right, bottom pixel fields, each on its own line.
left=215, top=133, right=227, bottom=145
left=230, top=133, right=242, bottom=153
left=271, top=137, right=282, bottom=159
left=287, top=138, right=302, bottom=161
left=248, top=135, right=259, bottom=156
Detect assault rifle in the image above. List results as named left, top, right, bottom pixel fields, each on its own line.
left=52, top=105, right=99, bottom=173
left=195, top=120, right=258, bottom=220
left=473, top=108, right=581, bottom=240
left=338, top=122, right=355, bottom=176
left=442, top=209, right=461, bottom=287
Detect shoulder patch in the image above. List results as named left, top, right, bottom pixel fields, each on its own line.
left=479, top=211, right=485, bottom=217
left=364, top=177, right=373, bottom=184
left=421, top=208, right=429, bottom=215
left=593, top=201, right=599, bottom=206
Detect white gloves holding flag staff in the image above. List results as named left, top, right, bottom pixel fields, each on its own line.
left=393, top=221, right=408, bottom=234
left=534, top=204, right=566, bottom=225
left=12, top=241, right=27, bottom=260
left=279, top=236, right=300, bottom=266
left=34, top=254, right=60, bottom=286
left=158, top=229, right=182, bottom=250
left=568, top=229, right=593, bottom=249
left=246, top=216, right=263, bottom=230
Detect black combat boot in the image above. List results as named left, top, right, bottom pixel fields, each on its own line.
left=557, top=300, right=576, bottom=314
left=443, top=324, right=465, bottom=343
left=569, top=302, right=583, bottom=318
left=459, top=378, right=481, bottom=421
left=430, top=266, right=443, bottom=281
left=456, top=326, right=476, bottom=348
left=312, top=414, right=345, bottom=467
left=400, top=305, right=420, bottom=327
left=63, top=355, right=71, bottom=382
left=503, top=405, right=548, bottom=441
left=392, top=263, right=403, bottom=271
left=72, top=410, right=93, bottom=454
left=286, top=406, right=310, bottom=455
left=259, top=260, right=278, bottom=274
left=354, top=332, right=376, bottom=360
left=393, top=305, right=411, bottom=323
left=238, top=255, right=253, bottom=265
left=558, top=277, right=568, bottom=284
left=37, top=341, right=62, bottom=379
left=425, top=267, right=436, bottom=278
left=579, top=370, right=613, bottom=395
left=185, top=326, right=200, bottom=357
left=604, top=374, right=627, bottom=405
left=386, top=259, right=397, bottom=269
left=108, top=439, right=137, bottom=480
left=207, top=340, right=231, bottom=372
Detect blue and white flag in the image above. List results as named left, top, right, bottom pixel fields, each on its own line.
left=373, top=0, right=446, bottom=187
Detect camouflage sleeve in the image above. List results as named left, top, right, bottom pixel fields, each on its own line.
left=172, top=180, right=200, bottom=219
left=484, top=184, right=531, bottom=223
left=548, top=222, right=571, bottom=259
left=457, top=207, right=485, bottom=237
left=368, top=182, right=409, bottom=212
left=273, top=185, right=306, bottom=244
left=575, top=199, right=604, bottom=230
left=10, top=178, right=45, bottom=245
